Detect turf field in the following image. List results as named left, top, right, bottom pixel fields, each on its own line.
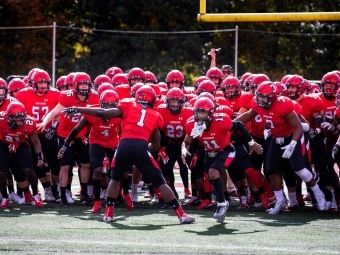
left=0, top=171, right=339, bottom=255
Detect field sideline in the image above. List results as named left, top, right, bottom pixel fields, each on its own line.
left=0, top=170, right=339, bottom=255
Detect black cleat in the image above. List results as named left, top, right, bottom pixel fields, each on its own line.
left=60, top=197, right=69, bottom=208
left=158, top=198, right=167, bottom=209
left=80, top=195, right=94, bottom=206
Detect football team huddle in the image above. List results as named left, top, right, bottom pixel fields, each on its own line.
left=0, top=51, right=340, bottom=224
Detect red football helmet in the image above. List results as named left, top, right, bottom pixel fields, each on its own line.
left=285, top=75, right=306, bottom=99
left=215, top=96, right=231, bottom=107
left=215, top=90, right=224, bottom=98
left=56, top=76, right=67, bottom=91
left=255, top=81, right=277, bottom=109
left=0, top=78, right=8, bottom=101
left=73, top=72, right=92, bottom=96
left=65, top=72, right=77, bottom=90
left=135, top=85, right=156, bottom=107
left=166, top=88, right=185, bottom=112
left=144, top=71, right=157, bottom=84
left=165, top=70, right=185, bottom=89
left=193, top=97, right=215, bottom=124
left=105, top=67, right=123, bottom=79
left=157, top=82, right=168, bottom=95
left=100, top=89, right=120, bottom=109
left=112, top=73, right=129, bottom=86
left=193, top=76, right=210, bottom=90
left=114, top=84, right=131, bottom=100
left=31, top=69, right=51, bottom=94
left=27, top=68, right=41, bottom=87
left=150, top=84, right=161, bottom=99
left=8, top=78, right=26, bottom=97
left=94, top=75, right=112, bottom=91
left=221, top=76, right=241, bottom=99
left=281, top=74, right=294, bottom=85
left=131, top=83, right=144, bottom=98
left=321, top=72, right=340, bottom=99
left=206, top=67, right=223, bottom=87
left=97, top=83, right=115, bottom=97
left=196, top=80, right=216, bottom=95
left=197, top=91, right=215, bottom=102
left=249, top=74, right=270, bottom=95
left=310, top=83, right=321, bottom=94
left=127, top=68, right=146, bottom=85
left=240, top=72, right=252, bottom=91
left=7, top=102, right=26, bottom=129
left=274, top=82, right=287, bottom=96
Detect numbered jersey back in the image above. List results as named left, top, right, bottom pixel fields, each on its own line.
left=118, top=99, right=164, bottom=142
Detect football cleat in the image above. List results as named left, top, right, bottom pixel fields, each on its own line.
left=66, top=190, right=75, bottom=204
left=9, top=192, right=24, bottom=204
left=103, top=206, right=114, bottom=222
left=80, top=194, right=94, bottom=206
left=0, top=198, right=9, bottom=209
left=196, top=199, right=213, bottom=210
left=60, top=197, right=69, bottom=208
left=185, top=196, right=201, bottom=206
left=33, top=194, right=43, bottom=207
left=100, top=189, right=107, bottom=200
left=44, top=188, right=56, bottom=202
left=144, top=191, right=151, bottom=198
left=260, top=194, right=270, bottom=209
left=247, top=194, right=255, bottom=205
left=174, top=206, right=195, bottom=224
left=315, top=192, right=326, bottom=211
left=213, top=201, right=229, bottom=223
left=296, top=194, right=305, bottom=207
left=123, top=193, right=134, bottom=211
left=91, top=201, right=102, bottom=213
left=303, top=193, right=311, bottom=201
left=24, top=192, right=36, bottom=205
left=158, top=197, right=167, bottom=209
left=239, top=196, right=248, bottom=208
left=151, top=193, right=159, bottom=203
left=285, top=200, right=298, bottom=211
left=266, top=200, right=285, bottom=214
left=184, top=188, right=192, bottom=199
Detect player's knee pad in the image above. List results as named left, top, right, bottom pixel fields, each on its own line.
left=13, top=171, right=27, bottom=183
left=295, top=168, right=312, bottom=183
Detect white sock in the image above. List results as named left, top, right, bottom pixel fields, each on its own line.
left=132, top=183, right=138, bottom=192
left=288, top=192, right=297, bottom=204
left=310, top=184, right=322, bottom=195
left=273, top=189, right=284, bottom=203
left=87, top=185, right=93, bottom=196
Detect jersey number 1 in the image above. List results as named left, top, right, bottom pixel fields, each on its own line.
left=137, top=109, right=146, bottom=127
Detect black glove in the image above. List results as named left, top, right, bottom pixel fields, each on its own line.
left=61, top=107, right=79, bottom=118
left=44, top=120, right=59, bottom=140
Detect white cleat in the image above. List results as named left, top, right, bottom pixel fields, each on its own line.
left=213, top=201, right=229, bottom=223
left=66, top=190, right=75, bottom=204
left=315, top=192, right=326, bottom=211
left=9, top=192, right=23, bottom=204
left=266, top=200, right=285, bottom=214
left=44, top=188, right=56, bottom=202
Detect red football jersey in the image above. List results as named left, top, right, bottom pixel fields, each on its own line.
left=251, top=96, right=295, bottom=137
left=16, top=88, right=60, bottom=134
left=215, top=105, right=233, bottom=118
left=117, top=98, right=164, bottom=142
left=185, top=113, right=232, bottom=151
left=57, top=90, right=100, bottom=138
left=84, top=114, right=122, bottom=148
left=0, top=112, right=36, bottom=150
left=297, top=94, right=323, bottom=129
left=154, top=99, right=164, bottom=109
left=0, top=97, right=17, bottom=112
left=238, top=91, right=253, bottom=110
left=156, top=104, right=193, bottom=141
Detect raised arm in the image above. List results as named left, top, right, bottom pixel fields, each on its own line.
left=63, top=106, right=123, bottom=119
